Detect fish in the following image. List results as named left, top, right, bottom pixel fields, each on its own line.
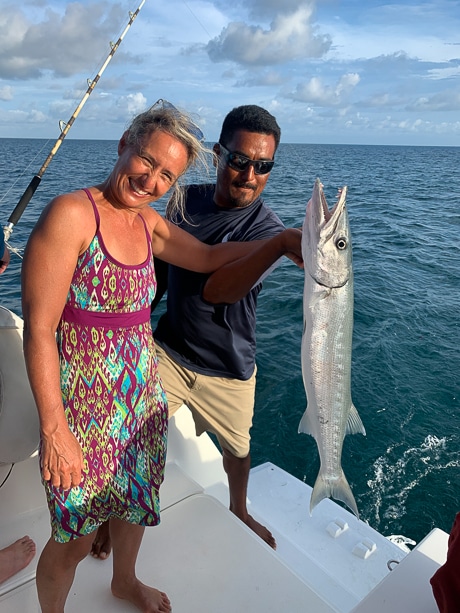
left=298, top=178, right=365, bottom=518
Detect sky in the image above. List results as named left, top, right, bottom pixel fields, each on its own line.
left=0, top=0, right=459, bottom=146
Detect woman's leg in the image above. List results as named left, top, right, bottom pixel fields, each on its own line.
left=110, top=518, right=171, bottom=613
left=36, top=532, right=94, bottom=613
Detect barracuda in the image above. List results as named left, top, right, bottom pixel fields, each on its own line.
left=299, top=178, right=365, bottom=518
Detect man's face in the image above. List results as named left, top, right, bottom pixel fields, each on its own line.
left=213, top=130, right=276, bottom=209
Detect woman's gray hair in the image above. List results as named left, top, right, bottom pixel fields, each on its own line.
left=124, top=100, right=211, bottom=218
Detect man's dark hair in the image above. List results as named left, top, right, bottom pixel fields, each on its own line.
left=219, top=105, right=281, bottom=151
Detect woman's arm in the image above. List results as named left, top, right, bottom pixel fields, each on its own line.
left=150, top=214, right=268, bottom=272
left=22, top=195, right=91, bottom=490
left=148, top=211, right=303, bottom=304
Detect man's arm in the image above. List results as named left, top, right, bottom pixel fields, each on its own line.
left=202, top=228, right=302, bottom=305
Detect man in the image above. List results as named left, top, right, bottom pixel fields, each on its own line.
left=153, top=104, right=298, bottom=549
left=92, top=104, right=301, bottom=556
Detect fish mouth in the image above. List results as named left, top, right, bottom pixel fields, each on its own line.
left=316, top=180, right=347, bottom=239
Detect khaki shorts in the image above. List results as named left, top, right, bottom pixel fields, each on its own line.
left=155, top=344, right=256, bottom=458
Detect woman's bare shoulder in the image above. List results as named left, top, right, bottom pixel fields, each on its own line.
left=30, top=189, right=97, bottom=251
left=49, top=188, right=93, bottom=211
left=141, top=205, right=164, bottom=232
left=37, top=189, right=94, bottom=224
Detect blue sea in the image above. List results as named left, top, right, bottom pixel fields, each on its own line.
left=1, top=138, right=458, bottom=544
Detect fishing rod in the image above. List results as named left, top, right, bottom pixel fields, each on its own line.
left=3, top=0, right=146, bottom=243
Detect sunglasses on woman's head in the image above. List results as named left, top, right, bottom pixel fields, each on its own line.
left=219, top=143, right=275, bottom=175
left=149, top=98, right=205, bottom=142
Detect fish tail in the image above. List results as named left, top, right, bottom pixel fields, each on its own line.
left=310, top=469, right=359, bottom=519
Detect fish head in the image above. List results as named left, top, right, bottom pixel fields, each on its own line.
left=302, top=178, right=351, bottom=288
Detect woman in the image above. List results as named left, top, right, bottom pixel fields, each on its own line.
left=22, top=101, right=301, bottom=613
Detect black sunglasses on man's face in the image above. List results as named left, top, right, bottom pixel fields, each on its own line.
left=219, top=143, right=275, bottom=175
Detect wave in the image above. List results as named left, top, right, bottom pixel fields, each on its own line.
left=363, top=434, right=459, bottom=538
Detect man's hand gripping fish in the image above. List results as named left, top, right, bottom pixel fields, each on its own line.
left=299, top=179, right=365, bottom=518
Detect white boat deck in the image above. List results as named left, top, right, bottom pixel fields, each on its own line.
left=0, top=406, right=448, bottom=612
left=351, top=528, right=448, bottom=613
left=0, top=460, right=334, bottom=612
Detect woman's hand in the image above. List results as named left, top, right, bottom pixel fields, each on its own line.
left=41, top=423, right=83, bottom=490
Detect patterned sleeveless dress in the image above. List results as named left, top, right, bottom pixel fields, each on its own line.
left=44, top=189, right=168, bottom=543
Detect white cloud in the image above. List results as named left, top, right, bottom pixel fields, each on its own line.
left=0, top=107, right=48, bottom=124
left=116, top=92, right=148, bottom=118
left=207, top=6, right=331, bottom=66
left=288, top=73, right=360, bottom=106
left=0, top=3, right=134, bottom=79
left=407, top=90, right=460, bottom=113
left=427, top=63, right=460, bottom=81
left=365, top=93, right=392, bottom=108
left=1, top=0, right=459, bottom=145
left=0, top=85, right=14, bottom=101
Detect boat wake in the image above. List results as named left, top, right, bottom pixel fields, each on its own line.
left=364, top=434, right=459, bottom=537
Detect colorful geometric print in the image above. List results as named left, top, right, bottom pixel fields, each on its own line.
left=67, top=223, right=155, bottom=314
left=44, top=195, right=167, bottom=543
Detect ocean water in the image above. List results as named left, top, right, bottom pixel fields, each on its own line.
left=1, top=138, right=459, bottom=544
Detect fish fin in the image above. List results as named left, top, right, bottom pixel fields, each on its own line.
left=346, top=404, right=366, bottom=436
left=298, top=408, right=314, bottom=436
left=310, top=469, right=359, bottom=519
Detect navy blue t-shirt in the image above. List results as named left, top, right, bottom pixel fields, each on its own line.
left=154, top=184, right=285, bottom=380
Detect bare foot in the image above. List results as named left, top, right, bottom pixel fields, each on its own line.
left=0, top=536, right=36, bottom=584
left=243, top=514, right=277, bottom=550
left=90, top=521, right=112, bottom=559
left=112, top=577, right=171, bottom=612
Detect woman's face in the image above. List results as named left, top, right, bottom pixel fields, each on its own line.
left=114, top=129, right=189, bottom=208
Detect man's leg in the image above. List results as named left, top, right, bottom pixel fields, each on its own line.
left=90, top=520, right=111, bottom=559
left=189, top=367, right=277, bottom=549
left=222, top=447, right=276, bottom=549
left=110, top=519, right=171, bottom=613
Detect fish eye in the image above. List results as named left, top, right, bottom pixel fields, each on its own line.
left=336, top=237, right=348, bottom=250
